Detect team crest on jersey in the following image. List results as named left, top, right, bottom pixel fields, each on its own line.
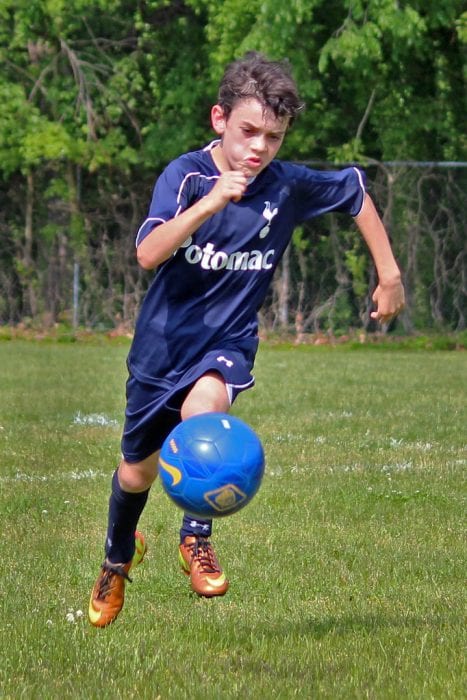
left=259, top=201, right=279, bottom=238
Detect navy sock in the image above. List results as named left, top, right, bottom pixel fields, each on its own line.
left=105, top=470, right=149, bottom=563
left=180, top=513, right=212, bottom=543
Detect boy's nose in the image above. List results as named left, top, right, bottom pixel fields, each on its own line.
left=251, top=135, right=267, bottom=152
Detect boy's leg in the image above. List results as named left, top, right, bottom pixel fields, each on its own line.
left=180, top=371, right=230, bottom=421
left=178, top=372, right=230, bottom=597
left=106, top=454, right=158, bottom=562
left=89, top=454, right=157, bottom=628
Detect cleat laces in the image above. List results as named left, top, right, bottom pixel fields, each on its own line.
left=189, top=538, right=221, bottom=574
left=95, top=562, right=132, bottom=600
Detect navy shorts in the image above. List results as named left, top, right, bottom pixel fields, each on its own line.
left=121, top=347, right=255, bottom=463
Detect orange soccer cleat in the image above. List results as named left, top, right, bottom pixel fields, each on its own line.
left=179, top=535, right=229, bottom=597
left=88, top=531, right=147, bottom=628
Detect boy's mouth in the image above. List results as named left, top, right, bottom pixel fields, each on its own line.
left=244, top=157, right=263, bottom=170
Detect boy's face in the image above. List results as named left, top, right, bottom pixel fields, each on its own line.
left=211, top=98, right=289, bottom=177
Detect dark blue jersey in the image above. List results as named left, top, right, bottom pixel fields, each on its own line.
left=128, top=140, right=365, bottom=385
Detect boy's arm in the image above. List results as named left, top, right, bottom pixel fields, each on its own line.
left=137, top=171, right=248, bottom=270
left=354, top=194, right=405, bottom=323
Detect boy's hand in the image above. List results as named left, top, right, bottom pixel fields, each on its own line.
left=205, top=171, right=248, bottom=211
left=371, top=278, right=405, bottom=323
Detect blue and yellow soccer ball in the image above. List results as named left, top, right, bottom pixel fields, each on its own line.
left=158, top=413, right=265, bottom=518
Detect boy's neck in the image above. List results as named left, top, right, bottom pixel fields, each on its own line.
left=210, top=143, right=228, bottom=173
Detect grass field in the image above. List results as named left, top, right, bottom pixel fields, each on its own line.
left=0, top=339, right=465, bottom=699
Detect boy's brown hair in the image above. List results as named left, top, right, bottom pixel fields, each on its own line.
left=217, top=51, right=304, bottom=124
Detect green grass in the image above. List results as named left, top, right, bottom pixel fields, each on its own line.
left=0, top=340, right=465, bottom=699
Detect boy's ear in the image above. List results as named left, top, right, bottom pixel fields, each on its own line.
left=211, top=105, right=226, bottom=135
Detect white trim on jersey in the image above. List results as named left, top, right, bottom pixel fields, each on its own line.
left=135, top=217, right=166, bottom=247
left=175, top=171, right=219, bottom=209
left=352, top=166, right=366, bottom=217
left=203, top=139, right=221, bottom=151
left=135, top=169, right=220, bottom=247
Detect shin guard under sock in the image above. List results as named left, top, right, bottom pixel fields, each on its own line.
left=105, top=470, right=149, bottom=563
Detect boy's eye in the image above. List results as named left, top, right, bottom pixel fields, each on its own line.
left=241, top=127, right=282, bottom=141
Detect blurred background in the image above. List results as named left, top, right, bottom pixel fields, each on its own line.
left=0, top=0, right=465, bottom=336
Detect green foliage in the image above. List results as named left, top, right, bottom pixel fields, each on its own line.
left=314, top=0, right=465, bottom=161
left=345, top=247, right=368, bottom=299
left=0, top=0, right=465, bottom=329
left=291, top=225, right=310, bottom=254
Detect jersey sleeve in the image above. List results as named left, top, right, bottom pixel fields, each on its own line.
left=135, top=157, right=199, bottom=246
left=292, top=165, right=366, bottom=223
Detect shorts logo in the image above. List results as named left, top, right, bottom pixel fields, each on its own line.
left=217, top=355, right=234, bottom=368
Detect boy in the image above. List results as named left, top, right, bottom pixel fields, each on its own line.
left=89, top=52, right=405, bottom=627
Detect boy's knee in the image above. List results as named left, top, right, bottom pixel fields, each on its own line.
left=181, top=372, right=230, bottom=421
left=118, top=454, right=158, bottom=492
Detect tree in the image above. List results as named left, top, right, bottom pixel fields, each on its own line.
left=0, top=0, right=464, bottom=331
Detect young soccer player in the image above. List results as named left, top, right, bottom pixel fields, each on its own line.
left=89, top=52, right=405, bottom=627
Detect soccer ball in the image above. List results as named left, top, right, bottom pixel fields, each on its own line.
left=158, top=412, right=265, bottom=518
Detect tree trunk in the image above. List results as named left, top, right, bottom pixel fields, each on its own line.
left=24, top=170, right=37, bottom=318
